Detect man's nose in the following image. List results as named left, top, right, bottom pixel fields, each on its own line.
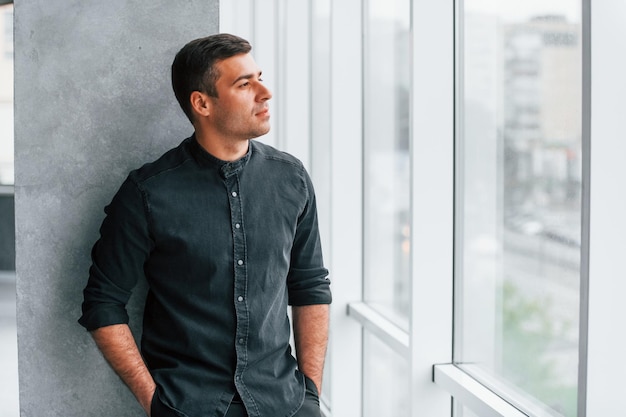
left=257, top=83, right=272, bottom=101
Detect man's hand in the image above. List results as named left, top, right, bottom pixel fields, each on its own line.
left=292, top=304, right=330, bottom=394
left=91, top=324, right=156, bottom=416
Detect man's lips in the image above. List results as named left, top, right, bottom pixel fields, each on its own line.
left=255, top=107, right=270, bottom=117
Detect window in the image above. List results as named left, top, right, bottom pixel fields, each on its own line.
left=361, top=2, right=415, bottom=415
left=0, top=2, right=15, bottom=272
left=0, top=5, right=16, bottom=417
left=363, top=330, right=409, bottom=417
left=363, top=0, right=411, bottom=329
left=228, top=1, right=623, bottom=415
left=0, top=3, right=13, bottom=185
left=454, top=2, right=582, bottom=416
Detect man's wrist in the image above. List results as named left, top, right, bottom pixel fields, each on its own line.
left=140, top=383, right=157, bottom=416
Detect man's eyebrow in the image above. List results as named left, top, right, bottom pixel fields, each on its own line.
left=232, top=71, right=263, bottom=85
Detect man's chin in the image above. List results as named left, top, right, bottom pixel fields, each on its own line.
left=251, top=125, right=271, bottom=139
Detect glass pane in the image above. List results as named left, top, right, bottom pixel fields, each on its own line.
left=0, top=3, right=13, bottom=185
left=363, top=330, right=409, bottom=417
left=454, top=2, right=582, bottom=416
left=454, top=402, right=480, bottom=417
left=363, top=0, right=411, bottom=329
left=0, top=6, right=17, bottom=417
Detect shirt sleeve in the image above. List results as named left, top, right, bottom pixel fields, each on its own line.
left=78, top=175, right=153, bottom=331
left=287, top=167, right=332, bottom=306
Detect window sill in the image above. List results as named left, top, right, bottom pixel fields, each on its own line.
left=433, top=364, right=529, bottom=417
left=347, top=301, right=409, bottom=358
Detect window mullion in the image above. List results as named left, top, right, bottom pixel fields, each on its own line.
left=410, top=0, right=455, bottom=416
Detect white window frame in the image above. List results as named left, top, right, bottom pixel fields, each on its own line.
left=345, top=0, right=454, bottom=416
left=325, top=0, right=364, bottom=415
left=219, top=1, right=626, bottom=416
left=435, top=1, right=626, bottom=417
left=408, top=0, right=455, bottom=415
left=434, top=0, right=591, bottom=414
left=432, top=0, right=588, bottom=415
left=584, top=0, right=626, bottom=415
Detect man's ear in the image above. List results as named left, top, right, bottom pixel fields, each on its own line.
left=190, top=91, right=212, bottom=118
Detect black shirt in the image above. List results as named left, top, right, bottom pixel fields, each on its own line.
left=78, top=136, right=332, bottom=417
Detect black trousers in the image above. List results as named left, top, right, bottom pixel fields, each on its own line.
left=225, top=378, right=321, bottom=417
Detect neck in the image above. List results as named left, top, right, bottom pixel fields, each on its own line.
left=194, top=128, right=250, bottom=162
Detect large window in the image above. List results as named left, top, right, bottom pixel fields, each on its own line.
left=363, top=0, right=411, bottom=328
left=0, top=2, right=13, bottom=186
left=454, top=1, right=582, bottom=416
left=362, top=1, right=412, bottom=415
left=0, top=4, right=17, bottom=417
left=229, top=1, right=624, bottom=416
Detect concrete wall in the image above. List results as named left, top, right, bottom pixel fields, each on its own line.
left=14, top=2, right=219, bottom=416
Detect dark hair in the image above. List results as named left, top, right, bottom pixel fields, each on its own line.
left=171, top=33, right=252, bottom=121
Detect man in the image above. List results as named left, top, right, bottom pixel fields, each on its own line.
left=79, top=33, right=331, bottom=417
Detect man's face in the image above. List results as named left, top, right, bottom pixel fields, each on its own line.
left=209, top=53, right=272, bottom=141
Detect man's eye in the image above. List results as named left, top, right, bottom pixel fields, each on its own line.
left=240, top=82, right=249, bottom=87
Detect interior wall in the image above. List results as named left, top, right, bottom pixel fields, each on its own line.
left=14, top=1, right=219, bottom=415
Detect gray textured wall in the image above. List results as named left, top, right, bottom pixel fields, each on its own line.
left=14, top=2, right=219, bottom=416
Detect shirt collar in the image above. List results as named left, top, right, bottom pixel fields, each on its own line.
left=188, top=134, right=252, bottom=179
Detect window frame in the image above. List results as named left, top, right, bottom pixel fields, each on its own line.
left=347, top=0, right=455, bottom=415
left=435, top=1, right=592, bottom=416
left=583, top=0, right=626, bottom=415
left=325, top=0, right=365, bottom=415
left=219, top=1, right=626, bottom=415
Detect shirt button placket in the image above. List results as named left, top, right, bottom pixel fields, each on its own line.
left=229, top=176, right=248, bottom=388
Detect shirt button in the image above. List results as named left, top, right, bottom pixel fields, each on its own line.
left=237, top=260, right=244, bottom=266
left=238, top=296, right=244, bottom=302
left=235, top=223, right=241, bottom=229
left=239, top=338, right=245, bottom=344
left=231, top=191, right=238, bottom=197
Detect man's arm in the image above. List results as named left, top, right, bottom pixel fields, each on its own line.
left=292, top=304, right=330, bottom=394
left=91, top=324, right=156, bottom=416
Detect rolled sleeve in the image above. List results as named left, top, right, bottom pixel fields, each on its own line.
left=78, top=175, right=152, bottom=331
left=287, top=169, right=332, bottom=306
left=287, top=266, right=331, bottom=306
